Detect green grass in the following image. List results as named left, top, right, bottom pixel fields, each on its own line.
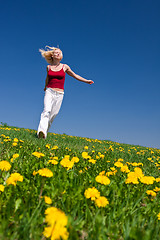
left=0, top=125, right=160, bottom=240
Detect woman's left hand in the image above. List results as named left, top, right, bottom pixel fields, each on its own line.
left=87, top=80, right=94, bottom=85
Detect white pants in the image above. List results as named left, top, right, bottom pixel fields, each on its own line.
left=37, top=88, right=64, bottom=138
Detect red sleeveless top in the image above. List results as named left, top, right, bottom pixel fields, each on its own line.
left=47, top=65, right=66, bottom=90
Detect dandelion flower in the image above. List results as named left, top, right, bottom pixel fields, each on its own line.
left=60, top=158, right=74, bottom=170
left=0, top=185, right=5, bottom=192
left=45, top=144, right=50, bottom=149
left=106, top=171, right=117, bottom=176
left=51, top=145, right=58, bottom=150
left=48, top=160, right=58, bottom=165
left=157, top=213, right=160, bottom=220
left=153, top=187, right=160, bottom=192
left=95, top=175, right=110, bottom=185
left=99, top=171, right=105, bottom=176
left=13, top=138, right=18, bottom=142
left=33, top=170, right=37, bottom=176
left=120, top=165, right=130, bottom=173
left=84, top=146, right=88, bottom=150
left=118, top=158, right=124, bottom=162
left=37, top=168, right=53, bottom=177
left=88, top=159, right=96, bottom=164
left=110, top=167, right=116, bottom=171
left=125, top=172, right=139, bottom=184
left=134, top=167, right=144, bottom=178
left=6, top=173, right=23, bottom=186
left=146, top=190, right=156, bottom=197
left=43, top=207, right=69, bottom=240
left=82, top=152, right=89, bottom=159
left=71, top=157, right=79, bottom=163
left=95, top=196, right=109, bottom=207
left=44, top=196, right=52, bottom=204
left=84, top=187, right=100, bottom=200
left=12, top=143, right=17, bottom=146
left=32, top=152, right=45, bottom=158
left=12, top=154, right=19, bottom=159
left=140, top=176, right=155, bottom=185
left=0, top=161, right=11, bottom=171
left=114, top=161, right=123, bottom=168
left=11, top=154, right=19, bottom=162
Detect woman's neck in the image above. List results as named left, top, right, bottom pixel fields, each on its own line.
left=51, top=60, right=61, bottom=66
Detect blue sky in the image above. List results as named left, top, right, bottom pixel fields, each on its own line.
left=0, top=0, right=160, bottom=149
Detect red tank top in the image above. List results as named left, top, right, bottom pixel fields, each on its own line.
left=47, top=65, right=66, bottom=90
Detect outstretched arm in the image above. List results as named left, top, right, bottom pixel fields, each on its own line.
left=65, top=64, right=94, bottom=85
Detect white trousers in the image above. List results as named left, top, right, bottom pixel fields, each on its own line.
left=37, top=88, right=64, bottom=138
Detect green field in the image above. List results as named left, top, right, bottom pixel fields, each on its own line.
left=0, top=125, right=160, bottom=240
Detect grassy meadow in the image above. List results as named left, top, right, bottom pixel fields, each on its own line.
left=0, top=125, right=160, bottom=240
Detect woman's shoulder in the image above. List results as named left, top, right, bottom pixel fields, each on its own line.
left=62, top=63, right=70, bottom=72
left=47, top=65, right=50, bottom=71
left=61, top=63, right=69, bottom=72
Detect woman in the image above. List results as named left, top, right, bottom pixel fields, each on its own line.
left=37, top=45, right=94, bottom=139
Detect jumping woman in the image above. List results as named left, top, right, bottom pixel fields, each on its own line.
left=37, top=45, right=94, bottom=139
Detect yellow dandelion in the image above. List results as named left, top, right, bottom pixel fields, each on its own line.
left=13, top=138, right=18, bottom=142
left=146, top=190, right=156, bottom=197
left=12, top=142, right=17, bottom=146
left=0, top=161, right=11, bottom=171
left=0, top=185, right=5, bottom=192
left=114, top=161, right=123, bottom=168
left=157, top=213, right=160, bottom=220
left=12, top=154, right=19, bottom=159
left=60, top=158, right=74, bottom=170
left=84, top=187, right=100, bottom=200
left=82, top=152, right=90, bottom=159
left=99, top=171, right=105, bottom=176
left=125, top=172, right=139, bottom=184
left=43, top=207, right=69, bottom=240
left=71, top=157, right=79, bottom=163
left=44, top=196, right=52, bottom=204
left=33, top=170, right=37, bottom=176
left=153, top=187, right=160, bottom=192
left=110, top=167, right=116, bottom=171
left=134, top=167, right=144, bottom=178
left=140, top=176, right=155, bottom=185
left=118, top=158, right=124, bottom=162
left=51, top=145, right=58, bottom=150
left=11, top=153, right=20, bottom=162
left=88, top=159, right=96, bottom=164
left=32, top=152, right=45, bottom=158
left=37, top=168, right=53, bottom=177
left=95, top=196, right=109, bottom=207
left=45, top=144, right=50, bottom=149
left=106, top=171, right=116, bottom=176
left=120, top=165, right=130, bottom=173
left=48, top=160, right=58, bottom=165
left=95, top=175, right=110, bottom=185
left=6, top=173, right=23, bottom=186
left=84, top=146, right=88, bottom=150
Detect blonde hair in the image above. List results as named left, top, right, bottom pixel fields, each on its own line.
left=39, top=45, right=63, bottom=64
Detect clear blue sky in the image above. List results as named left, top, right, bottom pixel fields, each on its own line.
left=0, top=0, right=160, bottom=149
